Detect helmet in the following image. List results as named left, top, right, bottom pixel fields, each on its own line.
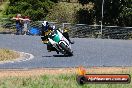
left=42, top=21, right=49, bottom=26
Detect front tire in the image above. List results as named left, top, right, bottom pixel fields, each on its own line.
left=59, top=42, right=73, bottom=56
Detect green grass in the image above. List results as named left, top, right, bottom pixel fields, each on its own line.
left=0, top=72, right=131, bottom=88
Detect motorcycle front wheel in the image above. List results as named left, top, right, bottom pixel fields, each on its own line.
left=59, top=42, right=73, bottom=56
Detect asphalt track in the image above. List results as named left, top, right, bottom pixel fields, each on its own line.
left=0, top=34, right=132, bottom=69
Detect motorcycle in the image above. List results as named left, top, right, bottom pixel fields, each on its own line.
left=47, top=29, right=73, bottom=56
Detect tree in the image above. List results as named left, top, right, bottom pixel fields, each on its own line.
left=119, top=0, right=132, bottom=26
left=50, top=0, right=59, bottom=3
left=78, top=0, right=132, bottom=26
left=78, top=0, right=94, bottom=6
left=6, top=0, right=54, bottom=21
left=91, top=0, right=132, bottom=26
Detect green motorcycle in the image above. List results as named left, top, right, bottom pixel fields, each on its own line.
left=48, top=29, right=73, bottom=56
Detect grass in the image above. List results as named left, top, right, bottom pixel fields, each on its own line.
left=0, top=48, right=19, bottom=61
left=0, top=68, right=131, bottom=88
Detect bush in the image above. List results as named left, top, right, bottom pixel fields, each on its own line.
left=6, top=0, right=54, bottom=21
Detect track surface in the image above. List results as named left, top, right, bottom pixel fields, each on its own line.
left=0, top=34, right=132, bottom=69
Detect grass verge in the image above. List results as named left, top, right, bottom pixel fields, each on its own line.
left=0, top=67, right=131, bottom=88
left=0, top=48, right=19, bottom=61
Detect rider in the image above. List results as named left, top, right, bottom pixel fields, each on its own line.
left=41, top=21, right=58, bottom=53
left=41, top=21, right=73, bottom=53
left=41, top=21, right=52, bottom=43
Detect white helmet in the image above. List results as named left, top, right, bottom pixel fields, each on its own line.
left=42, top=21, right=48, bottom=26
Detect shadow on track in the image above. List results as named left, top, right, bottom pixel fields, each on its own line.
left=42, top=54, right=72, bottom=57
left=0, top=32, right=13, bottom=34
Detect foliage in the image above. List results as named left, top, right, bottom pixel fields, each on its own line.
left=95, top=0, right=124, bottom=26
left=6, top=0, right=54, bottom=21
left=119, top=0, right=132, bottom=26
left=78, top=0, right=94, bottom=5
left=76, top=9, right=95, bottom=25
left=46, top=2, right=95, bottom=24
left=76, top=2, right=95, bottom=24
left=0, top=0, right=9, bottom=18
left=3, top=0, right=132, bottom=26
left=50, top=0, right=59, bottom=3
left=78, top=0, right=132, bottom=26
left=46, top=2, right=82, bottom=23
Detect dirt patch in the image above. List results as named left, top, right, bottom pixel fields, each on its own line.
left=0, top=67, right=131, bottom=78
left=0, top=48, right=20, bottom=61
left=0, top=49, right=34, bottom=64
